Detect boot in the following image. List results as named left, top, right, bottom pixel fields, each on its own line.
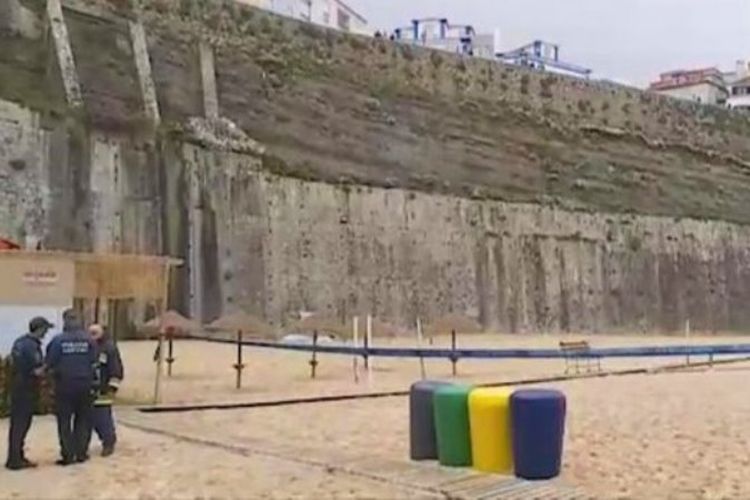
left=6, top=461, right=35, bottom=471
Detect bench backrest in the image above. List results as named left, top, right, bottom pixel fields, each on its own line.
left=559, top=341, right=590, bottom=354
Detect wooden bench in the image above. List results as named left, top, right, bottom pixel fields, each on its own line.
left=559, top=341, right=601, bottom=374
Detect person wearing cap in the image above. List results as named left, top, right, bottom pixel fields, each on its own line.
left=5, top=316, right=53, bottom=470
left=45, top=309, right=98, bottom=466
left=88, top=324, right=123, bottom=457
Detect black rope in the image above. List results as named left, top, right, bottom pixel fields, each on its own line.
left=183, top=334, right=750, bottom=360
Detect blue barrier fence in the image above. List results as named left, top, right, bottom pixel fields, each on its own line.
left=188, top=335, right=750, bottom=360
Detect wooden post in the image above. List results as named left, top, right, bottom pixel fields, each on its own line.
left=451, top=329, right=458, bottom=377
left=416, top=317, right=426, bottom=379
left=153, top=263, right=171, bottom=404
left=94, top=297, right=101, bottom=323
left=234, top=329, right=245, bottom=389
left=309, top=330, right=319, bottom=379
left=352, top=317, right=360, bottom=384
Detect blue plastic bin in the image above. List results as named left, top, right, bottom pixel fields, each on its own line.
left=510, top=389, right=567, bottom=480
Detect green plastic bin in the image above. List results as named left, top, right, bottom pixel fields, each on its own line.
left=433, top=384, right=473, bottom=467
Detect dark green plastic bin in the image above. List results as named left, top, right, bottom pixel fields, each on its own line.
left=433, top=384, right=473, bottom=467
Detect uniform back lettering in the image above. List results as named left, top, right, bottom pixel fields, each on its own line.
left=61, top=341, right=90, bottom=355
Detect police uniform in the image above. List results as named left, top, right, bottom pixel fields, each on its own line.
left=45, top=318, right=98, bottom=465
left=92, top=336, right=123, bottom=455
left=5, top=318, right=50, bottom=470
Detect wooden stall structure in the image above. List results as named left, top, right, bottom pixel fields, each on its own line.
left=0, top=250, right=181, bottom=354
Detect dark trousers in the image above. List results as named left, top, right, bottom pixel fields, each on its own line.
left=6, top=392, right=35, bottom=466
left=54, top=384, right=93, bottom=461
left=92, top=405, right=117, bottom=448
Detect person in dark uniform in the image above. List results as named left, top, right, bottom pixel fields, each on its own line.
left=45, top=309, right=98, bottom=466
left=88, top=324, right=123, bottom=457
left=5, top=317, right=53, bottom=470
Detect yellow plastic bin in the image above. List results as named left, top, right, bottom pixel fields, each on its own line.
left=468, top=388, right=514, bottom=474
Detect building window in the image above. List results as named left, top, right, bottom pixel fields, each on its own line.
left=299, top=0, right=311, bottom=21
left=337, top=8, right=351, bottom=31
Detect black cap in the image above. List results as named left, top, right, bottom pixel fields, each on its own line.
left=29, top=317, right=54, bottom=332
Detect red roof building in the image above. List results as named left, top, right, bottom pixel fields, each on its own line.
left=649, top=68, right=728, bottom=105
left=0, top=238, right=21, bottom=250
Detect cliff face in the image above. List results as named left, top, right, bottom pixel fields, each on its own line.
left=2, top=0, right=750, bottom=332
left=188, top=147, right=750, bottom=333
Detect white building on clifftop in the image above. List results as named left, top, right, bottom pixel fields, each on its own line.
left=391, top=18, right=592, bottom=79
left=725, top=60, right=750, bottom=111
left=237, top=0, right=369, bottom=35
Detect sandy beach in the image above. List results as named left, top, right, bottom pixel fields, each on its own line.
left=0, top=415, right=430, bottom=499
left=2, top=333, right=749, bottom=498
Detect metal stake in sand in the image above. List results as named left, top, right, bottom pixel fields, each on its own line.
left=450, top=329, right=458, bottom=377
left=366, top=315, right=373, bottom=386
left=234, top=329, right=246, bottom=389
left=309, top=330, right=319, bottom=379
left=153, top=330, right=165, bottom=404
left=685, top=319, right=691, bottom=365
left=362, top=316, right=370, bottom=370
left=416, top=317, right=426, bottom=379
left=166, top=333, right=175, bottom=377
left=153, top=265, right=173, bottom=405
left=352, top=316, right=360, bottom=384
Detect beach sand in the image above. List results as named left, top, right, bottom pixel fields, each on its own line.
left=0, top=414, right=431, bottom=499
left=117, top=366, right=750, bottom=499
left=1, top=333, right=749, bottom=498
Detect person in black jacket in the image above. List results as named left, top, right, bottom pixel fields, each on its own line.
left=5, top=317, right=53, bottom=470
left=46, top=309, right=98, bottom=466
left=88, top=324, right=123, bottom=457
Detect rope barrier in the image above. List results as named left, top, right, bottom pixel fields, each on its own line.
left=185, top=334, right=750, bottom=360
left=139, top=354, right=750, bottom=414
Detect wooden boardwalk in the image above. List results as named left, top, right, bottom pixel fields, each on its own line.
left=120, top=411, right=587, bottom=499
left=343, top=457, right=586, bottom=499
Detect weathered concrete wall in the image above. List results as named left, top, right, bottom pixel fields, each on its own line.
left=0, top=100, right=50, bottom=247
left=184, top=141, right=750, bottom=331
left=0, top=97, right=162, bottom=254
left=0, top=0, right=41, bottom=39
left=2, top=0, right=750, bottom=333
